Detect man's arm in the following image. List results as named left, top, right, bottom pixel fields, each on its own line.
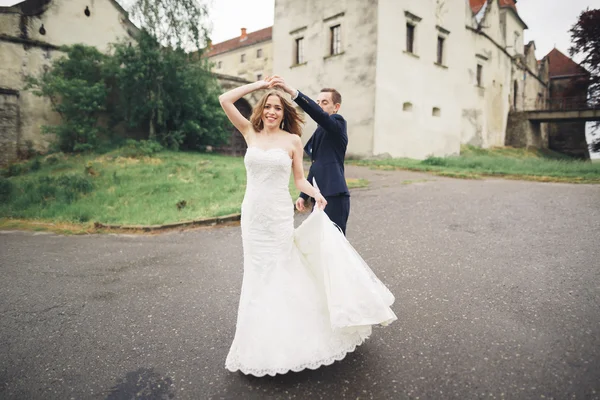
left=293, top=91, right=343, bottom=135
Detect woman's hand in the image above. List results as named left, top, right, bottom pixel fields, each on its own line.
left=219, top=80, right=272, bottom=135
left=314, top=192, right=327, bottom=211
left=267, top=75, right=296, bottom=97
left=258, top=76, right=271, bottom=89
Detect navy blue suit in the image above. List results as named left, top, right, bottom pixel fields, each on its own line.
left=295, top=90, right=350, bottom=234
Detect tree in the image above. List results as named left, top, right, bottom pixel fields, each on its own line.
left=25, top=45, right=112, bottom=152
left=127, top=0, right=210, bottom=52
left=111, top=31, right=228, bottom=150
left=569, top=8, right=600, bottom=152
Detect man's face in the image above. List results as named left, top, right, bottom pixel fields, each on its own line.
left=316, top=92, right=339, bottom=115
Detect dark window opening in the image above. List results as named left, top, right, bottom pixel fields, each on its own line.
left=330, top=25, right=341, bottom=55
left=436, top=36, right=444, bottom=65
left=295, top=37, right=304, bottom=64
left=406, top=24, right=415, bottom=53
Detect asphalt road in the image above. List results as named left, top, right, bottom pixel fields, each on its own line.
left=1, top=166, right=599, bottom=399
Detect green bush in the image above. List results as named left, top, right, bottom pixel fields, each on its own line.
left=45, top=153, right=62, bottom=165
left=30, top=158, right=42, bottom=171
left=118, top=140, right=164, bottom=158
left=111, top=31, right=229, bottom=150
left=421, top=156, right=448, bottom=166
left=25, top=45, right=111, bottom=153
left=13, top=174, right=94, bottom=209
left=4, top=163, right=25, bottom=177
left=0, top=178, right=13, bottom=202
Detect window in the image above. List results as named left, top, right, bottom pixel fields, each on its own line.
left=476, top=64, right=483, bottom=86
left=432, top=107, right=441, bottom=117
left=403, top=102, right=413, bottom=112
left=436, top=36, right=445, bottom=65
left=257, top=48, right=263, bottom=58
left=256, top=73, right=263, bottom=81
left=295, top=37, right=305, bottom=64
left=240, top=54, right=246, bottom=63
left=406, top=24, right=415, bottom=53
left=330, top=24, right=341, bottom=55
left=217, top=61, right=222, bottom=69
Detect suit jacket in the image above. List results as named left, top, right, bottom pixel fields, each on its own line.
left=294, top=90, right=349, bottom=200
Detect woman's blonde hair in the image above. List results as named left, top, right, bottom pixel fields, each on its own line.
left=250, top=90, right=304, bottom=136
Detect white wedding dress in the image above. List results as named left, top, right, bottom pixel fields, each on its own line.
left=225, top=147, right=396, bottom=377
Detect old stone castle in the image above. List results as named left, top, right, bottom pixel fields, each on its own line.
left=208, top=0, right=591, bottom=160
left=0, top=0, right=137, bottom=166
left=0, top=0, right=592, bottom=165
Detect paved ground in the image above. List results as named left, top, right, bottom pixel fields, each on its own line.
left=1, top=166, right=599, bottom=399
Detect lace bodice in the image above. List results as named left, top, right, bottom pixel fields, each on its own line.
left=243, top=147, right=292, bottom=199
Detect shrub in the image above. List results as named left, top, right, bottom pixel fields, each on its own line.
left=0, top=178, right=13, bottom=202
left=25, top=45, right=111, bottom=153
left=118, top=140, right=164, bottom=158
left=421, top=156, right=448, bottom=166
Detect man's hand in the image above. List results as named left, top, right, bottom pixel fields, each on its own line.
left=267, top=75, right=296, bottom=97
left=295, top=197, right=306, bottom=212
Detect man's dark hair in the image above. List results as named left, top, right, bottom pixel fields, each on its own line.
left=320, top=88, right=342, bottom=105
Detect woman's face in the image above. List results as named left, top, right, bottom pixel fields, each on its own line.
left=262, top=95, right=284, bottom=129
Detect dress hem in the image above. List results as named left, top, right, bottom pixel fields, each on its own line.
left=225, top=333, right=369, bottom=377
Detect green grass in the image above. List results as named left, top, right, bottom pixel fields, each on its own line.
left=350, top=146, right=600, bottom=183
left=0, top=151, right=248, bottom=226
left=0, top=150, right=369, bottom=227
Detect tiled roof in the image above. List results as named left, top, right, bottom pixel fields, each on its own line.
left=206, top=26, right=272, bottom=58
left=469, top=0, right=487, bottom=14
left=469, top=0, right=519, bottom=15
left=545, top=48, right=589, bottom=78
left=498, top=0, right=517, bottom=12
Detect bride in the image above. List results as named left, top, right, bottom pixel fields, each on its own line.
left=219, top=78, right=396, bottom=377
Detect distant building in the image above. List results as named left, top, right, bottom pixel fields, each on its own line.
left=206, top=27, right=272, bottom=83
left=544, top=48, right=591, bottom=159
left=0, top=0, right=138, bottom=166
left=272, top=0, right=549, bottom=159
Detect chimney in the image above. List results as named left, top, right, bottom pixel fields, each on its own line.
left=240, top=27, right=247, bottom=41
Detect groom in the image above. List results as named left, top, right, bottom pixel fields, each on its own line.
left=268, top=76, right=350, bottom=235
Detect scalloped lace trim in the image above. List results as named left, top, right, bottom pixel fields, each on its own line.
left=225, top=333, right=369, bottom=377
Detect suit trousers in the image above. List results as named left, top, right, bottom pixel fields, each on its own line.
left=321, top=195, right=350, bottom=236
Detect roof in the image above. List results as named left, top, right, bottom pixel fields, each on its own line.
left=469, top=0, right=487, bottom=15
left=0, top=0, right=139, bottom=37
left=0, top=0, right=52, bottom=15
left=469, top=0, right=517, bottom=15
left=206, top=26, right=272, bottom=58
left=545, top=48, right=589, bottom=78
left=498, top=0, right=517, bottom=13
left=500, top=0, right=527, bottom=29
left=469, top=0, right=526, bottom=27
